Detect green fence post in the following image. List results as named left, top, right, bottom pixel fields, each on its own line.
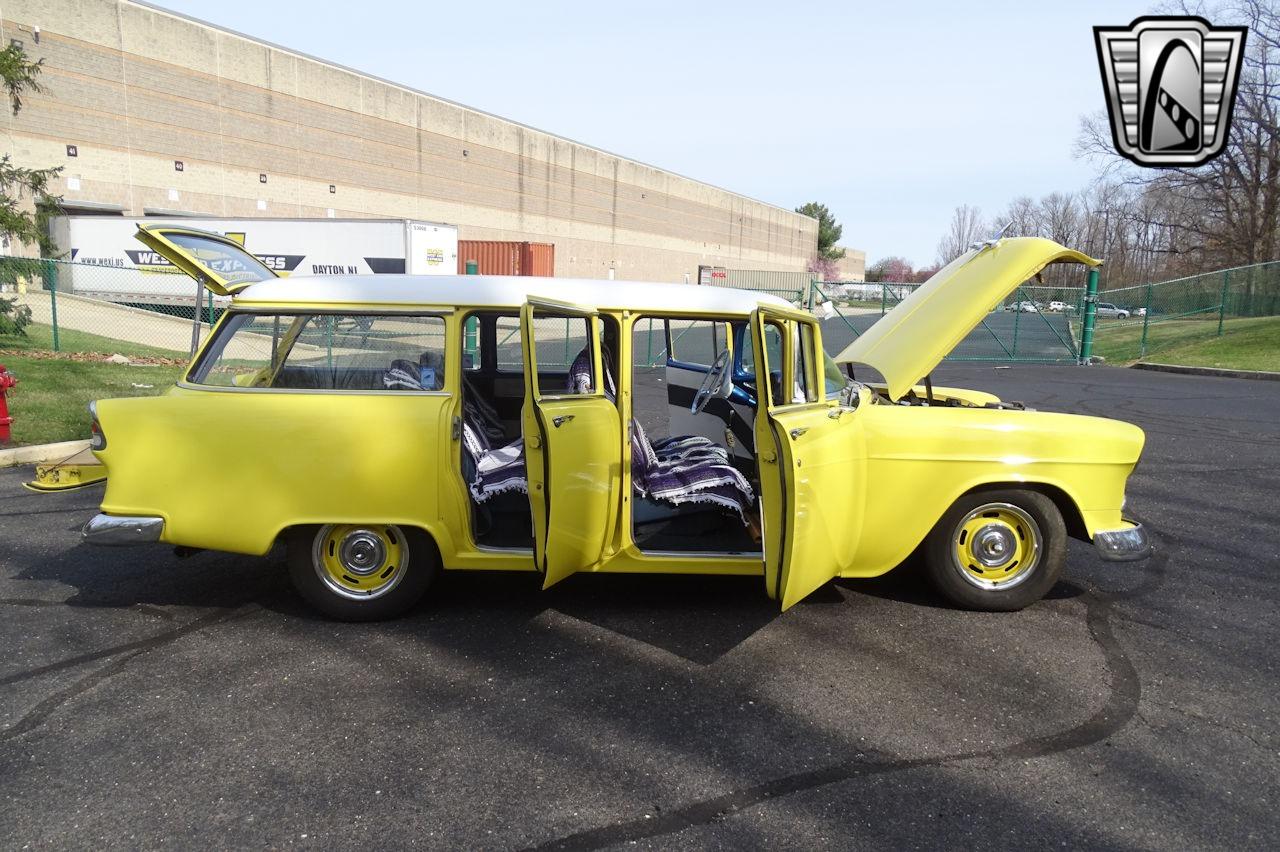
left=880, top=283, right=887, bottom=315
left=806, top=280, right=816, bottom=311
left=646, top=317, right=654, bottom=367
left=1140, top=280, right=1153, bottom=356
left=1080, top=267, right=1099, bottom=364
left=1011, top=289, right=1021, bottom=356
left=1217, top=269, right=1230, bottom=336
left=44, top=259, right=60, bottom=352
left=463, top=260, right=479, bottom=364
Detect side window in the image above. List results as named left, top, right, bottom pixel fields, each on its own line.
left=667, top=319, right=729, bottom=367
left=462, top=316, right=481, bottom=371
left=159, top=231, right=277, bottom=286
left=795, top=323, right=818, bottom=404
left=741, top=322, right=783, bottom=379
left=823, top=351, right=846, bottom=399
left=530, top=314, right=594, bottom=396
left=191, top=313, right=447, bottom=390
left=495, top=315, right=523, bottom=372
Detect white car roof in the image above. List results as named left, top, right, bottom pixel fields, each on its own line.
left=235, top=274, right=797, bottom=314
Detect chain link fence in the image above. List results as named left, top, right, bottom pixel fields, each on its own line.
left=0, top=256, right=225, bottom=360
left=4, top=255, right=1279, bottom=370
left=709, top=275, right=1089, bottom=363
left=1087, top=261, right=1280, bottom=362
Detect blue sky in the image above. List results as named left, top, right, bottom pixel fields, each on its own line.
left=155, top=0, right=1152, bottom=265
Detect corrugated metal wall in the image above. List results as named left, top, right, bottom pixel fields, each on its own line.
left=458, top=241, right=556, bottom=276
left=699, top=265, right=813, bottom=300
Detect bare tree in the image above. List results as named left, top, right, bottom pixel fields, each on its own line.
left=1077, top=0, right=1280, bottom=275
left=936, top=205, right=987, bottom=265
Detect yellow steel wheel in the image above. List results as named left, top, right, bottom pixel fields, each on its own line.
left=311, top=524, right=408, bottom=601
left=949, top=502, right=1041, bottom=591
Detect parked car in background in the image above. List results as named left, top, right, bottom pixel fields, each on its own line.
left=1095, top=302, right=1131, bottom=319
left=1047, top=300, right=1068, bottom=312
left=1010, top=300, right=1040, bottom=313
left=1134, top=307, right=1147, bottom=317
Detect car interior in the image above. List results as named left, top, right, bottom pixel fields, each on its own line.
left=457, top=311, right=765, bottom=554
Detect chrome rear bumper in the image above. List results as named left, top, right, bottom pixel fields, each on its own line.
left=82, top=513, right=164, bottom=546
left=1093, top=521, right=1152, bottom=561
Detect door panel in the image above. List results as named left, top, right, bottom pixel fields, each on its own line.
left=752, top=306, right=864, bottom=609
left=520, top=300, right=622, bottom=588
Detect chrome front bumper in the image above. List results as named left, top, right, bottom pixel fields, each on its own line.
left=1093, top=521, right=1152, bottom=561
left=82, top=513, right=164, bottom=546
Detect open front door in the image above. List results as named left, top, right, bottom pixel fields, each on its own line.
left=520, top=298, right=623, bottom=588
left=752, top=305, right=864, bottom=609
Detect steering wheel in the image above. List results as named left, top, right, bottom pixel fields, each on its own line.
left=691, top=349, right=732, bottom=414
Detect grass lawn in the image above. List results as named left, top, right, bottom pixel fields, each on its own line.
left=5, top=323, right=187, bottom=360
left=0, top=351, right=185, bottom=446
left=1093, top=314, right=1280, bottom=370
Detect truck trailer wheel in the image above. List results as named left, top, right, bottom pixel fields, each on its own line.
left=287, top=524, right=437, bottom=621
left=924, top=489, right=1066, bottom=611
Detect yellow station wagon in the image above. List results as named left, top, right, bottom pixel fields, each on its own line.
left=82, top=225, right=1150, bottom=620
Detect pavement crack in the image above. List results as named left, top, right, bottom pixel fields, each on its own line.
left=0, top=604, right=255, bottom=689
left=526, top=540, right=1167, bottom=851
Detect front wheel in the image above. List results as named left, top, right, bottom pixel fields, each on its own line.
left=287, top=524, right=438, bottom=621
left=923, top=489, right=1066, bottom=611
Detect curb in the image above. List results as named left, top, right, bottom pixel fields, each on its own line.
left=0, top=439, right=91, bottom=468
left=1131, top=362, right=1280, bottom=382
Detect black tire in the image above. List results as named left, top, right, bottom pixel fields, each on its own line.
left=287, top=524, right=438, bottom=621
left=923, top=489, right=1066, bottom=612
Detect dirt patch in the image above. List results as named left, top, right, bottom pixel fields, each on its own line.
left=0, top=348, right=187, bottom=366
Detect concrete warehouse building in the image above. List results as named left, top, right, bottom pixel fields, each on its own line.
left=1, top=0, right=821, bottom=282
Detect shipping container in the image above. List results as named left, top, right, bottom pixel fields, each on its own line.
left=458, top=240, right=555, bottom=276
left=51, top=216, right=459, bottom=300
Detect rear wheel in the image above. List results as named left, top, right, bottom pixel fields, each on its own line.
left=924, top=489, right=1066, bottom=611
left=287, top=524, right=437, bottom=621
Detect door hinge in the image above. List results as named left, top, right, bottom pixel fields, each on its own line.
left=451, top=415, right=461, bottom=440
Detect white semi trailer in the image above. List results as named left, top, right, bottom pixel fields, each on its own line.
left=51, top=216, right=459, bottom=301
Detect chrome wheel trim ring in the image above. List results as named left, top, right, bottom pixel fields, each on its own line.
left=312, top=524, right=408, bottom=601
left=950, top=502, right=1042, bottom=591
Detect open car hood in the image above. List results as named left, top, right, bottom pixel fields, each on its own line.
left=833, top=237, right=1100, bottom=401
left=133, top=223, right=279, bottom=296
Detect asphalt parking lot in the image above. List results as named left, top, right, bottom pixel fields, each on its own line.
left=1, top=364, right=1276, bottom=849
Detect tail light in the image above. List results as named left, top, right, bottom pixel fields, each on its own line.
left=88, top=401, right=106, bottom=451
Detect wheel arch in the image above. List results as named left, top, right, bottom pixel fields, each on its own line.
left=277, top=521, right=446, bottom=564
left=960, top=481, right=1089, bottom=542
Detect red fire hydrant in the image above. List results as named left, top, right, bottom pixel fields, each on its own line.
left=0, top=364, right=16, bottom=445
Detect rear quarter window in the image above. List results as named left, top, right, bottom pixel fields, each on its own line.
left=190, top=313, right=447, bottom=391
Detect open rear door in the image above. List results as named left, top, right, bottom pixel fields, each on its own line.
left=134, top=224, right=279, bottom=296
left=520, top=298, right=623, bottom=588
left=752, top=304, right=864, bottom=609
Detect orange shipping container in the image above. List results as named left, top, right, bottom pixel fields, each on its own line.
left=458, top=240, right=555, bottom=276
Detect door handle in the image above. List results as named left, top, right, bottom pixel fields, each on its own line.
left=789, top=427, right=809, bottom=439
left=552, top=415, right=575, bottom=428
